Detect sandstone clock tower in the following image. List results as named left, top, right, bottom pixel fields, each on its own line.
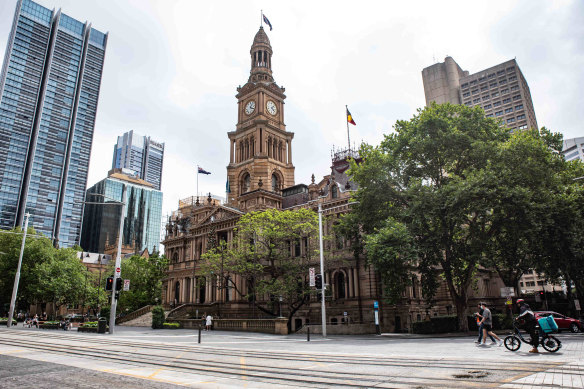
left=226, top=27, right=295, bottom=211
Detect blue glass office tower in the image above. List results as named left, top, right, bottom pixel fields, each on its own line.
left=0, top=0, right=107, bottom=247
left=112, top=130, right=165, bottom=191
left=81, top=170, right=163, bottom=255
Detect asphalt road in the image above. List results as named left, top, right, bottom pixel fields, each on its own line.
left=0, top=326, right=582, bottom=388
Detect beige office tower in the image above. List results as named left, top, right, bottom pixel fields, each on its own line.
left=422, top=57, right=538, bottom=131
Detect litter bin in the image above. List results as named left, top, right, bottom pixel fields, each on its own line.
left=98, top=317, right=107, bottom=334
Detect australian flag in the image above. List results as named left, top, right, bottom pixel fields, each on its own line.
left=263, top=14, right=272, bottom=31
left=198, top=166, right=211, bottom=175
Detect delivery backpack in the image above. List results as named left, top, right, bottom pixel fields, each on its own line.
left=538, top=316, right=559, bottom=333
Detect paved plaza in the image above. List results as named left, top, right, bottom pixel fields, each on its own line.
left=0, top=326, right=582, bottom=388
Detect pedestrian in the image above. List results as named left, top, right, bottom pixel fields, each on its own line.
left=478, top=302, right=502, bottom=347
left=206, top=314, right=213, bottom=331
left=516, top=299, right=539, bottom=353
left=474, top=304, right=496, bottom=344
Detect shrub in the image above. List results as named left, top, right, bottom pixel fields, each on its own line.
left=412, top=316, right=458, bottom=334
left=152, top=305, right=165, bottom=329
left=99, top=308, right=110, bottom=324
left=493, top=313, right=513, bottom=330
left=0, top=318, right=17, bottom=326
left=412, top=320, right=433, bottom=334
left=163, top=322, right=181, bottom=329
left=431, top=316, right=458, bottom=333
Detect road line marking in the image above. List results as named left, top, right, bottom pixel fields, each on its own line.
left=240, top=356, right=248, bottom=386
left=0, top=349, right=25, bottom=354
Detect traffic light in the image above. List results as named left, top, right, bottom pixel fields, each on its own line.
left=116, top=277, right=123, bottom=291
left=105, top=277, right=113, bottom=291
left=315, top=274, right=322, bottom=290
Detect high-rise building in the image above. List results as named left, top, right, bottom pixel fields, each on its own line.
left=422, top=57, right=538, bottom=131
left=81, top=169, right=163, bottom=255
left=562, top=137, right=584, bottom=162
left=0, top=0, right=107, bottom=247
left=112, top=130, right=164, bottom=190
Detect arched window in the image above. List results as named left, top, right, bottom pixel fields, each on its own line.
left=331, top=185, right=338, bottom=199
left=174, top=281, right=180, bottom=305
left=172, top=252, right=179, bottom=263
left=242, top=173, right=251, bottom=194
left=335, top=272, right=346, bottom=299
left=198, top=277, right=206, bottom=303
left=271, top=173, right=279, bottom=191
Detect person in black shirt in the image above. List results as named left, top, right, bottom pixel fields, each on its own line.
left=516, top=299, right=539, bottom=353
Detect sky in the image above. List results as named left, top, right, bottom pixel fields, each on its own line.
left=0, top=0, right=583, bottom=229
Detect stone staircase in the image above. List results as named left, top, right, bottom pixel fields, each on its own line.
left=119, top=311, right=153, bottom=327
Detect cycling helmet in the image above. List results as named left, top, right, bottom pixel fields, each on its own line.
left=516, top=298, right=524, bottom=304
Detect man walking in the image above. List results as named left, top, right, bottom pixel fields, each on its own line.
left=478, top=302, right=502, bottom=347
left=475, top=304, right=497, bottom=344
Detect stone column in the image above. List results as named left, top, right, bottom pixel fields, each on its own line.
left=230, top=140, right=234, bottom=163
left=348, top=268, right=354, bottom=298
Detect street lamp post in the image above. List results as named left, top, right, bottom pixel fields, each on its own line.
left=316, top=200, right=358, bottom=338
left=109, top=185, right=126, bottom=334
left=7, top=213, right=29, bottom=327
left=83, top=186, right=126, bottom=334
left=317, top=203, right=327, bottom=337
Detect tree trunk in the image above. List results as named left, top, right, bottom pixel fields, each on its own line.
left=455, top=296, right=469, bottom=332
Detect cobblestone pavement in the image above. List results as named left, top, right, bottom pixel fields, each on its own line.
left=0, top=326, right=582, bottom=388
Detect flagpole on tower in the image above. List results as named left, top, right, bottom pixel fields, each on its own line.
left=261, top=10, right=263, bottom=27
left=196, top=165, right=199, bottom=199
left=346, top=105, right=351, bottom=151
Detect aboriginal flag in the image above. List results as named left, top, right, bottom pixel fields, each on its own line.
left=347, top=108, right=356, bottom=125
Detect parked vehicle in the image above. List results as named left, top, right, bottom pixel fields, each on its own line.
left=534, top=311, right=582, bottom=333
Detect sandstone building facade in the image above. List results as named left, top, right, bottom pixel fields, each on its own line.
left=162, top=28, right=506, bottom=333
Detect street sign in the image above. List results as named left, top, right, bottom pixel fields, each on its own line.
left=500, top=287, right=515, bottom=297
left=343, top=311, right=347, bottom=317
left=123, top=279, right=130, bottom=291
left=506, top=298, right=513, bottom=305
left=309, top=267, right=315, bottom=287
left=574, top=299, right=581, bottom=311
left=374, top=300, right=379, bottom=309
left=115, top=267, right=121, bottom=275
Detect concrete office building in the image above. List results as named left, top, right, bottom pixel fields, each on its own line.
left=81, top=169, right=163, bottom=255
left=562, top=137, right=584, bottom=162
left=112, top=130, right=165, bottom=190
left=0, top=0, right=107, bottom=247
left=422, top=57, right=538, bottom=131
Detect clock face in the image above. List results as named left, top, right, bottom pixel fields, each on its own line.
left=266, top=100, right=277, bottom=115
left=245, top=101, right=255, bottom=115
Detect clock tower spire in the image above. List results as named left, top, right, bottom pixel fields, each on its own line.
left=226, top=27, right=295, bottom=211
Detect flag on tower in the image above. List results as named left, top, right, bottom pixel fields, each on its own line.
left=198, top=166, right=211, bottom=175
left=226, top=177, right=231, bottom=193
left=263, top=14, right=273, bottom=31
left=347, top=107, right=356, bottom=125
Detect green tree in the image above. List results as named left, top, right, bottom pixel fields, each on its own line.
left=36, top=247, right=91, bottom=315
left=201, top=208, right=319, bottom=331
left=347, top=103, right=509, bottom=331
left=114, top=252, right=168, bottom=314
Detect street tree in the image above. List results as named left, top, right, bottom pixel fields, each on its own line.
left=346, top=103, right=510, bottom=330
left=112, top=252, right=168, bottom=314
left=200, top=208, right=319, bottom=331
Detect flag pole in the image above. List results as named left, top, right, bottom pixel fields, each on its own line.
left=346, top=105, right=351, bottom=151
left=196, top=165, right=199, bottom=199
left=261, top=10, right=263, bottom=27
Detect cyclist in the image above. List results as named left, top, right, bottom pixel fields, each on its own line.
left=516, top=299, right=539, bottom=353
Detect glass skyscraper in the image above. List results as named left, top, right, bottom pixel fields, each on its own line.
left=81, top=171, right=163, bottom=255
left=112, top=130, right=164, bottom=191
left=0, top=0, right=107, bottom=247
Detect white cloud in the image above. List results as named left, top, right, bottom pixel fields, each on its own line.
left=0, top=0, right=582, bottom=224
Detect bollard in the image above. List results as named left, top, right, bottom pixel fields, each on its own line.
left=198, top=324, right=201, bottom=344
left=307, top=325, right=310, bottom=342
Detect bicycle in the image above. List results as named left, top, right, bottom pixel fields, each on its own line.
left=503, top=322, right=561, bottom=353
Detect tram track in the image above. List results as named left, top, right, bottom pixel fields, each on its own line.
left=0, top=330, right=574, bottom=388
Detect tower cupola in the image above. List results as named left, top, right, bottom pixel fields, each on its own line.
left=249, top=26, right=273, bottom=83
